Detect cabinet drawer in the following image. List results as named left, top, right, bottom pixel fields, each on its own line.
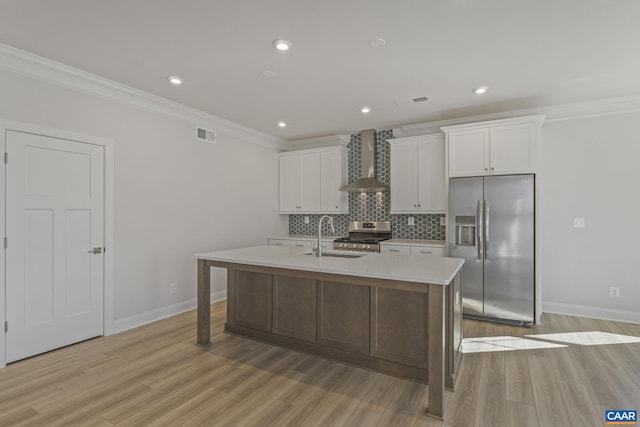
left=379, top=245, right=411, bottom=255
left=268, top=239, right=312, bottom=251
left=410, top=246, right=444, bottom=257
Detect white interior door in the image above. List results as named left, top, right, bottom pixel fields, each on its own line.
left=5, top=130, right=104, bottom=363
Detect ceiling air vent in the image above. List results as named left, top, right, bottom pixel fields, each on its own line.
left=395, top=96, right=430, bottom=105
left=196, top=127, right=216, bottom=143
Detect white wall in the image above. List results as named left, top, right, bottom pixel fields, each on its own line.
left=539, top=113, right=640, bottom=323
left=0, top=68, right=287, bottom=331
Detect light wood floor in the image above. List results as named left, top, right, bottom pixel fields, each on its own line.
left=1, top=301, right=639, bottom=426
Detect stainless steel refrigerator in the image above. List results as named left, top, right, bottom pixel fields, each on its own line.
left=449, top=175, right=534, bottom=326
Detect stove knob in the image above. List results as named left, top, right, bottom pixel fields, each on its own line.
left=366, top=245, right=371, bottom=250
left=351, top=244, right=357, bottom=249
left=342, top=243, right=347, bottom=248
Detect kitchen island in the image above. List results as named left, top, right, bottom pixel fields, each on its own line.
left=195, top=245, right=464, bottom=419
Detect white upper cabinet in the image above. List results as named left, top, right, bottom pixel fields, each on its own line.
left=279, top=153, right=320, bottom=212
left=279, top=146, right=348, bottom=214
left=389, top=134, right=446, bottom=213
left=279, top=155, right=301, bottom=212
left=320, top=149, right=348, bottom=212
left=442, top=115, right=545, bottom=178
left=417, top=136, right=446, bottom=212
left=446, top=128, right=490, bottom=177
left=389, top=140, right=417, bottom=212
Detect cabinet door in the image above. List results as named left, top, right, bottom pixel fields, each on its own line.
left=228, top=271, right=272, bottom=332
left=370, top=287, right=427, bottom=367
left=410, top=246, right=444, bottom=257
left=390, top=141, right=418, bottom=212
left=416, top=137, right=446, bottom=212
left=317, top=281, right=369, bottom=354
left=279, top=155, right=300, bottom=212
left=320, top=150, right=346, bottom=212
left=448, top=129, right=490, bottom=177
left=490, top=124, right=535, bottom=175
left=272, top=275, right=316, bottom=342
left=298, top=154, right=321, bottom=212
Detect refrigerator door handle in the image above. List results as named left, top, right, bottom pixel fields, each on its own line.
left=484, top=199, right=490, bottom=260
left=477, top=199, right=483, bottom=260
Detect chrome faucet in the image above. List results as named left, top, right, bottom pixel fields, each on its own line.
left=317, top=215, right=336, bottom=257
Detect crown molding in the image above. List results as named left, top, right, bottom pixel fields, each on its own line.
left=393, top=95, right=640, bottom=137
left=0, top=43, right=285, bottom=150
left=440, top=114, right=546, bottom=133
left=281, top=134, right=351, bottom=151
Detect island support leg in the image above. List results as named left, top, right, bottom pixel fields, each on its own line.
left=426, top=284, right=445, bottom=420
left=197, top=259, right=211, bottom=346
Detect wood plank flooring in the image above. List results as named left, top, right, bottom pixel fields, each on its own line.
left=1, top=301, right=638, bottom=426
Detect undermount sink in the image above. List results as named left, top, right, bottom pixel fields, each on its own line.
left=302, top=250, right=369, bottom=258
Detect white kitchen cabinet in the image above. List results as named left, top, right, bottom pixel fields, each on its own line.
left=268, top=237, right=331, bottom=251
left=268, top=238, right=312, bottom=251
left=379, top=244, right=411, bottom=255
left=320, top=149, right=348, bottom=212
left=410, top=246, right=444, bottom=257
left=380, top=240, right=445, bottom=257
left=389, top=134, right=446, bottom=213
left=279, top=146, right=347, bottom=214
left=443, top=115, right=545, bottom=178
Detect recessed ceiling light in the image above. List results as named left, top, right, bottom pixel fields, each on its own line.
left=168, top=76, right=183, bottom=85
left=474, top=86, right=488, bottom=95
left=278, top=121, right=287, bottom=128
left=369, top=38, right=386, bottom=48
left=273, top=39, right=292, bottom=51
left=361, top=106, right=371, bottom=114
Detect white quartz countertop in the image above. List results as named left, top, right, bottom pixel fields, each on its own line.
left=382, top=239, right=446, bottom=247
left=195, top=245, right=464, bottom=286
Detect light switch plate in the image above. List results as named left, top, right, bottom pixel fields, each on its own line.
left=304, top=216, right=310, bottom=224
left=408, top=216, right=415, bottom=226
left=440, top=216, right=446, bottom=226
left=573, top=218, right=586, bottom=228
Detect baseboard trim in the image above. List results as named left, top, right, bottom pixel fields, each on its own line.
left=113, top=290, right=227, bottom=333
left=542, top=301, right=640, bottom=325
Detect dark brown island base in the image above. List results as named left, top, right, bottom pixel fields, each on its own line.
left=195, top=245, right=464, bottom=420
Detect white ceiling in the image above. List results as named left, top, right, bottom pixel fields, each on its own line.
left=1, top=0, right=640, bottom=141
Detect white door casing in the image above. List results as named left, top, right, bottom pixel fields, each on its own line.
left=1, top=120, right=114, bottom=367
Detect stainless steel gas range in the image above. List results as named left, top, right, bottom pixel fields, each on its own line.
left=333, top=221, right=391, bottom=253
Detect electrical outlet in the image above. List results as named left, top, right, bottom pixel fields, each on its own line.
left=408, top=216, right=415, bottom=226
left=610, top=287, right=620, bottom=298
left=304, top=216, right=309, bottom=224
left=573, top=218, right=586, bottom=228
left=440, top=216, right=446, bottom=226
left=170, top=282, right=177, bottom=294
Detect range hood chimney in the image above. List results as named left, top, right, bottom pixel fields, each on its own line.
left=340, top=129, right=389, bottom=192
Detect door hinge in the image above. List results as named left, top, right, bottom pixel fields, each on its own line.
left=4, top=152, right=7, bottom=164
left=3, top=237, right=7, bottom=249
left=4, top=321, right=7, bottom=333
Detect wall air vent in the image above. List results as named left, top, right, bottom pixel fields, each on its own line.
left=196, top=127, right=216, bottom=143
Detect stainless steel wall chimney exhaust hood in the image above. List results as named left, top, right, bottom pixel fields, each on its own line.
left=340, top=129, right=389, bottom=192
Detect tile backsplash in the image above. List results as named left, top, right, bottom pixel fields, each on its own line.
left=288, top=129, right=446, bottom=240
